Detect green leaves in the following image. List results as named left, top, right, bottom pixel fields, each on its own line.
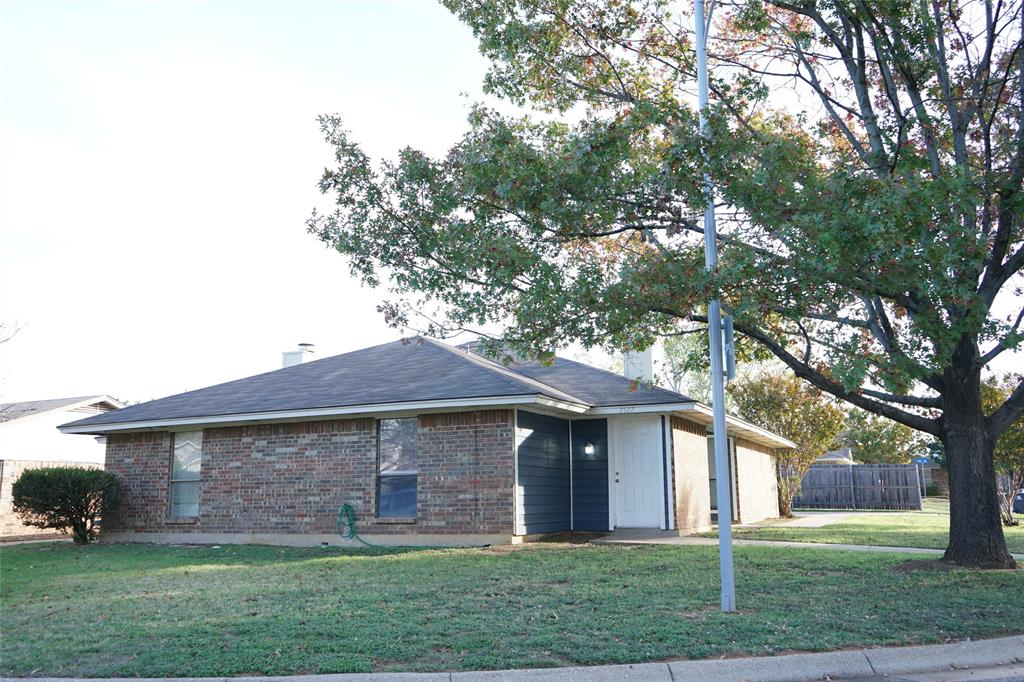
left=11, top=467, right=121, bottom=544
left=311, top=0, right=1023, bottom=440
left=841, top=409, right=924, bottom=464
left=728, top=371, right=847, bottom=515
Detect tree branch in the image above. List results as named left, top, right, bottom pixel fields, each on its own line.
left=988, top=376, right=1024, bottom=438
left=679, top=310, right=942, bottom=435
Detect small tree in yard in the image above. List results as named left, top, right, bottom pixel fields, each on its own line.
left=983, top=375, right=1024, bottom=526
left=841, top=410, right=923, bottom=464
left=729, top=372, right=846, bottom=517
left=12, top=467, right=121, bottom=544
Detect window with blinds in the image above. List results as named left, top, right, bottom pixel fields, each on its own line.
left=377, top=418, right=418, bottom=518
left=170, top=431, right=203, bottom=518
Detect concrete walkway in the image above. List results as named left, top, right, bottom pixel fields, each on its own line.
left=7, top=635, right=1022, bottom=682
left=779, top=511, right=853, bottom=527
left=593, top=532, right=1024, bottom=561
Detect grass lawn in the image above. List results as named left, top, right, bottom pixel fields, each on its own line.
left=713, top=499, right=1024, bottom=554
left=1, top=541, right=1021, bottom=677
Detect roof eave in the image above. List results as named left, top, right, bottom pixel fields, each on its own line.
left=677, top=403, right=797, bottom=449
left=58, top=394, right=589, bottom=435
left=586, top=402, right=697, bottom=416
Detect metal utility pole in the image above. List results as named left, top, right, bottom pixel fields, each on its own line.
left=695, top=0, right=736, bottom=613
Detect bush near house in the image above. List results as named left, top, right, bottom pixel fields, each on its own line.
left=11, top=467, right=121, bottom=544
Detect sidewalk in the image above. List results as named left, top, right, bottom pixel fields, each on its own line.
left=7, top=635, right=1022, bottom=682
left=593, top=532, right=1024, bottom=561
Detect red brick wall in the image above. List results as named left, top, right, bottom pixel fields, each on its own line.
left=103, top=410, right=516, bottom=538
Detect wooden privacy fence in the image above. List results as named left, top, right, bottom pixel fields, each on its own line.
left=793, top=464, right=923, bottom=510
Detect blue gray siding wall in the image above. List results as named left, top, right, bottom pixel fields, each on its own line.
left=516, top=411, right=571, bottom=534
left=570, top=419, right=609, bottom=531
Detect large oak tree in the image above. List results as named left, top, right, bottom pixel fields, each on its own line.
left=311, top=0, right=1024, bottom=568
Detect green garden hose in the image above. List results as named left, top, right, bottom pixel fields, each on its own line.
left=337, top=503, right=376, bottom=547
left=335, top=503, right=489, bottom=550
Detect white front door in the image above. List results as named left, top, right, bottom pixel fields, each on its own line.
left=611, top=416, right=664, bottom=528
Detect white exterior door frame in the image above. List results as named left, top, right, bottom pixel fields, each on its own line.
left=608, top=415, right=666, bottom=529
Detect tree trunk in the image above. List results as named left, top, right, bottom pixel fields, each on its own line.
left=71, top=521, right=89, bottom=545
left=997, top=465, right=1024, bottom=527
left=942, top=373, right=1016, bottom=569
left=778, top=487, right=793, bottom=517
left=776, top=465, right=795, bottom=517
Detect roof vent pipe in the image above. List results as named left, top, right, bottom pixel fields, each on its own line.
left=282, top=343, right=315, bottom=369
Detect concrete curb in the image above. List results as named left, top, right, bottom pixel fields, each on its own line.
left=6, top=634, right=1023, bottom=682
left=667, top=649, right=874, bottom=681
left=864, top=634, right=1024, bottom=676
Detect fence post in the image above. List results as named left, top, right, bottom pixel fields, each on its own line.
left=848, top=463, right=856, bottom=509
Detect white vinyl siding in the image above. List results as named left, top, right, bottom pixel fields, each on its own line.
left=170, top=431, right=202, bottom=518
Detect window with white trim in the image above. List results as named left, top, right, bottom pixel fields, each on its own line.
left=377, top=418, right=418, bottom=518
left=170, top=431, right=203, bottom=518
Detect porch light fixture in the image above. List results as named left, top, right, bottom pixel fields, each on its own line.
left=584, top=442, right=595, bottom=456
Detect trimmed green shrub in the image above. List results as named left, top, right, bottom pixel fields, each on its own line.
left=925, top=485, right=944, bottom=498
left=11, top=467, right=121, bottom=544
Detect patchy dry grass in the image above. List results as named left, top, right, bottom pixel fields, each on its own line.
left=1, top=541, right=1021, bottom=676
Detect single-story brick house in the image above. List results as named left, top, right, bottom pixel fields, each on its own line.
left=60, top=338, right=793, bottom=546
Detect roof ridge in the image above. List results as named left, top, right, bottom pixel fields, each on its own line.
left=460, top=344, right=694, bottom=404
left=0, top=395, right=107, bottom=406
left=541, top=354, right=693, bottom=402
left=421, top=338, right=589, bottom=405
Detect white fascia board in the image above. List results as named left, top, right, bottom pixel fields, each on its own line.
left=587, top=402, right=697, bottom=416
left=59, top=394, right=588, bottom=435
left=681, top=403, right=797, bottom=449
left=535, top=396, right=589, bottom=414
left=97, top=395, right=127, bottom=410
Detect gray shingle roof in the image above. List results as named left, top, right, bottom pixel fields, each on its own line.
left=457, top=340, right=693, bottom=406
left=61, top=338, right=694, bottom=431
left=0, top=396, right=118, bottom=424
left=486, top=355, right=693, bottom=407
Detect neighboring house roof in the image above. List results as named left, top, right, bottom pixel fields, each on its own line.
left=0, top=396, right=123, bottom=424
left=817, top=447, right=856, bottom=465
left=58, top=338, right=794, bottom=449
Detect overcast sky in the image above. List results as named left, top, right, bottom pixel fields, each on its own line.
left=0, top=0, right=1019, bottom=406
left=0, top=0, right=492, bottom=403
